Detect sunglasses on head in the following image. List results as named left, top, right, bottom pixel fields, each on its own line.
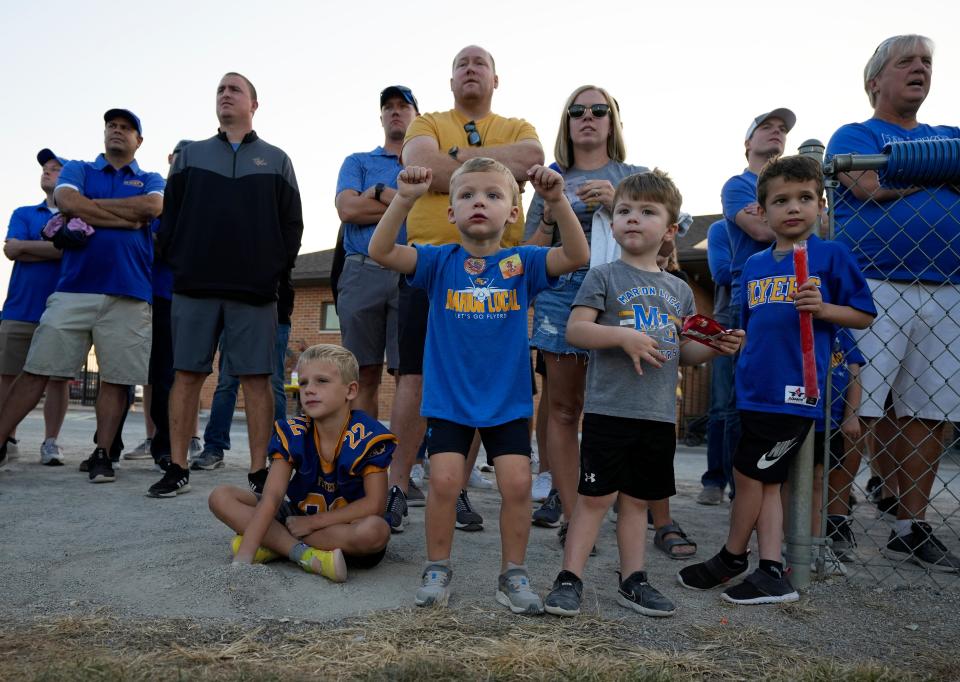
left=567, top=103, right=611, bottom=119
left=464, top=121, right=482, bottom=146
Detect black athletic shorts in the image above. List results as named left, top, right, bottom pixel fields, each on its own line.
left=397, top=279, right=429, bottom=375
left=733, top=410, right=813, bottom=483
left=425, top=417, right=531, bottom=465
left=813, top=430, right=846, bottom=470
left=578, top=413, right=676, bottom=500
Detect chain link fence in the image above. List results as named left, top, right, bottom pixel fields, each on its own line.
left=813, top=141, right=960, bottom=588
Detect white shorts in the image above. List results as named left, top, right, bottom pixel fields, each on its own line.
left=854, top=279, right=960, bottom=421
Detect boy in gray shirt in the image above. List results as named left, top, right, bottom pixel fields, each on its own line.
left=543, top=170, right=743, bottom=618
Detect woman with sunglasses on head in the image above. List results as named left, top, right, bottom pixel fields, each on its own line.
left=524, top=85, right=645, bottom=540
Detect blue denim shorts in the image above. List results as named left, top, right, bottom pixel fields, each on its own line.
left=530, top=269, right=589, bottom=356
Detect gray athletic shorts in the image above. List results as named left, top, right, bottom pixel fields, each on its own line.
left=336, top=255, right=399, bottom=370
left=171, top=294, right=276, bottom=376
left=0, top=320, right=37, bottom=376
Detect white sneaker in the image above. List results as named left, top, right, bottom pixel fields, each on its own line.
left=411, top=463, right=426, bottom=489
left=531, top=471, right=553, bottom=502
left=812, top=545, right=848, bottom=576
left=40, top=439, right=64, bottom=466
left=123, top=438, right=153, bottom=460
left=468, top=466, right=494, bottom=489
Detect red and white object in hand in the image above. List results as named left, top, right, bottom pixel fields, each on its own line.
left=793, top=240, right=819, bottom=404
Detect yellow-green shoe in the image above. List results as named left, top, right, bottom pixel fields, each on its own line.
left=298, top=547, right=348, bottom=582
left=231, top=535, right=280, bottom=564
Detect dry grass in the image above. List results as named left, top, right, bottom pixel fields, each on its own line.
left=0, top=608, right=942, bottom=681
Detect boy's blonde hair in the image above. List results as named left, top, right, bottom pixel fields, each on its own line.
left=613, top=170, right=683, bottom=225
left=296, top=344, right=359, bottom=384
left=449, top=157, right=520, bottom=207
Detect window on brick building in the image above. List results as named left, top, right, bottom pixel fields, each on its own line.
left=321, top=302, right=340, bottom=331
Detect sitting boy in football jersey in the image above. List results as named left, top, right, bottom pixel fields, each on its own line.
left=208, top=344, right=396, bottom=582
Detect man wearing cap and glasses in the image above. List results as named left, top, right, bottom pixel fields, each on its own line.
left=334, top=85, right=418, bottom=424
left=0, top=149, right=71, bottom=468
left=380, top=45, right=543, bottom=532
left=0, top=109, right=164, bottom=481
left=152, top=72, right=303, bottom=499
left=703, top=108, right=795, bottom=503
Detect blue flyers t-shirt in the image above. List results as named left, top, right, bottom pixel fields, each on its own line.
left=827, top=119, right=960, bottom=283
left=55, top=155, right=164, bottom=302
left=816, top=329, right=867, bottom=432
left=409, top=243, right=556, bottom=426
left=722, top=169, right=771, bottom=305
left=3, top=202, right=61, bottom=323
left=736, top=236, right=876, bottom=419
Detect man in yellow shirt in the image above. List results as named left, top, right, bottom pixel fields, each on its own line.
left=381, top=45, right=543, bottom=533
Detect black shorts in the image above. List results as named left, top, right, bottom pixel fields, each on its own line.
left=534, top=349, right=546, bottom=377
left=425, top=417, right=531, bottom=465
left=397, top=279, right=429, bottom=376
left=578, top=413, right=676, bottom=500
left=814, top=430, right=846, bottom=470
left=733, top=411, right=813, bottom=483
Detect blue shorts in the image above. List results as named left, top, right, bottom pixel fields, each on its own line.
left=530, top=269, right=588, bottom=356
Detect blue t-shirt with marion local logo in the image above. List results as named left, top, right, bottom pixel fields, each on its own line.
left=55, top=155, right=164, bottom=302
left=736, top=235, right=876, bottom=419
left=409, top=243, right=556, bottom=427
left=2, top=201, right=62, bottom=323
left=827, top=119, right=960, bottom=284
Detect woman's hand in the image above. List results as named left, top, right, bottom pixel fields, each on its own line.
left=577, top=179, right=615, bottom=212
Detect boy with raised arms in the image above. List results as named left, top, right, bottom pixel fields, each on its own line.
left=368, top=157, right=589, bottom=612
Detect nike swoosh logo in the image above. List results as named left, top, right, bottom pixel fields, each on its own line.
left=756, top=437, right=799, bottom=470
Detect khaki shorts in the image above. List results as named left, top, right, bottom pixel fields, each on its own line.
left=0, top=320, right=38, bottom=375
left=24, top=292, right=152, bottom=385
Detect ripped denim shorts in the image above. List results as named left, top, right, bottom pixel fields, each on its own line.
left=530, top=268, right=589, bottom=357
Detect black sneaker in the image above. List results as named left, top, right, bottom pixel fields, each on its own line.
left=532, top=488, right=562, bottom=528
left=617, top=571, right=676, bottom=617
left=385, top=485, right=408, bottom=533
left=721, top=568, right=799, bottom=605
left=0, top=440, right=7, bottom=469
left=455, top=489, right=483, bottom=531
left=557, top=521, right=597, bottom=556
left=247, top=468, right=268, bottom=494
left=827, top=514, right=857, bottom=562
left=882, top=521, right=960, bottom=573
left=147, top=463, right=191, bottom=498
left=407, top=479, right=426, bottom=507
left=88, top=448, right=116, bottom=483
left=876, top=496, right=899, bottom=519
left=153, top=455, right=172, bottom=473
left=677, top=551, right=748, bottom=590
left=544, top=570, right=583, bottom=617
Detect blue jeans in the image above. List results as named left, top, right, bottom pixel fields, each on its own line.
left=702, top=351, right=735, bottom=490
left=272, top=323, right=290, bottom=423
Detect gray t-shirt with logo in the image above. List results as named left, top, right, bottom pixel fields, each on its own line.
left=573, top=261, right=696, bottom=423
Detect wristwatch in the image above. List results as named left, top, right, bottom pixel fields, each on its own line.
left=448, top=146, right=460, bottom=160
left=374, top=182, right=385, bottom=202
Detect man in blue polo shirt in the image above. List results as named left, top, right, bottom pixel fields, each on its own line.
left=720, top=108, right=795, bottom=495
left=0, top=109, right=164, bottom=482
left=335, top=85, right=418, bottom=417
left=0, top=149, right=70, bottom=467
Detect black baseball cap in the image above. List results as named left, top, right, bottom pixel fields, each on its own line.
left=36, top=148, right=66, bottom=167
left=380, top=85, right=419, bottom=112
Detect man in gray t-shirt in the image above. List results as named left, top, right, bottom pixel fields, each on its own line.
left=574, top=261, right=695, bottom=423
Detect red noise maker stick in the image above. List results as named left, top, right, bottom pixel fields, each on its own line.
left=793, top=240, right=819, bottom=404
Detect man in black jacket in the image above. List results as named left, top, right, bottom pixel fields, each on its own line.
left=150, top=72, right=303, bottom=498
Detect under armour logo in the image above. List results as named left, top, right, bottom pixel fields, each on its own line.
left=584, top=472, right=596, bottom=483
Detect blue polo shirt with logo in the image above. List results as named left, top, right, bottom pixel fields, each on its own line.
left=3, top=201, right=62, bottom=323
left=55, top=155, right=164, bottom=302
left=335, top=146, right=405, bottom=256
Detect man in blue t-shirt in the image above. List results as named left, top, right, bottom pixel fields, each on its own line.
left=826, top=34, right=960, bottom=572
left=719, top=108, right=796, bottom=498
left=0, top=109, right=163, bottom=481
left=0, top=149, right=70, bottom=467
left=334, top=86, right=418, bottom=418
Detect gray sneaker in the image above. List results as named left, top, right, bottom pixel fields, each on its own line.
left=496, top=567, right=544, bottom=615
left=617, top=571, right=676, bottom=617
left=123, top=438, right=153, bottom=460
left=188, top=437, right=202, bottom=462
left=40, top=439, right=64, bottom=466
left=415, top=563, right=452, bottom=607
left=407, top=479, right=426, bottom=507
left=696, top=486, right=725, bottom=505
left=190, top=448, right=224, bottom=471
left=544, top=570, right=583, bottom=617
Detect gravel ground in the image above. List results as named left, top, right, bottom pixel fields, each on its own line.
left=1, top=406, right=958, bottom=678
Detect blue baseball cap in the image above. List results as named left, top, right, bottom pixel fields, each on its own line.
left=380, top=85, right=419, bottom=113
left=103, top=108, right=143, bottom=136
left=36, top=148, right=66, bottom=167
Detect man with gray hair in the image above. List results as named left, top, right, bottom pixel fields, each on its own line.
left=827, top=34, right=960, bottom=572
